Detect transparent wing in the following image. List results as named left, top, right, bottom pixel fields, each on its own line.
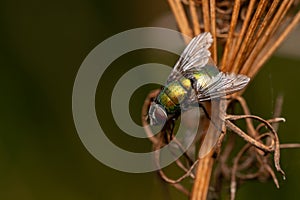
left=166, top=32, right=213, bottom=83
left=197, top=72, right=250, bottom=101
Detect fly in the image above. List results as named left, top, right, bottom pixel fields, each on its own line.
left=148, top=32, right=250, bottom=125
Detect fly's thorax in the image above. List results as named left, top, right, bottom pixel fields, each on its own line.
left=165, top=82, right=188, bottom=104
left=157, top=91, right=178, bottom=114
left=156, top=79, right=191, bottom=114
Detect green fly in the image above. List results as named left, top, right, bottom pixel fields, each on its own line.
left=148, top=32, right=250, bottom=125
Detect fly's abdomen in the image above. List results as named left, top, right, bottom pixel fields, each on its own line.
left=193, top=65, right=219, bottom=89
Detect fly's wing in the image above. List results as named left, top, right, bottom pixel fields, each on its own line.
left=164, top=32, right=250, bottom=102
left=166, top=32, right=213, bottom=83
left=197, top=72, right=250, bottom=101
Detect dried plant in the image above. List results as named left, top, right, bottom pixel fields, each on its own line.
left=142, top=0, right=300, bottom=200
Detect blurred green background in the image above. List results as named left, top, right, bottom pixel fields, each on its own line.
left=1, top=0, right=300, bottom=199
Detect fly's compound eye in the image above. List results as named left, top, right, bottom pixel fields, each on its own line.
left=149, top=103, right=168, bottom=126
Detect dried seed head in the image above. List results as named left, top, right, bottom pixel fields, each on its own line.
left=168, top=0, right=300, bottom=81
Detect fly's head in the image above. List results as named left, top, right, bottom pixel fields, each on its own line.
left=148, top=102, right=168, bottom=126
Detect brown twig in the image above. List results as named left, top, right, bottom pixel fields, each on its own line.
left=189, top=0, right=201, bottom=35
left=226, top=114, right=286, bottom=177
left=242, top=0, right=294, bottom=76
left=167, top=0, right=193, bottom=43
left=191, top=150, right=215, bottom=200
left=221, top=0, right=240, bottom=71
left=210, top=0, right=218, bottom=63
left=227, top=0, right=256, bottom=72
left=232, top=0, right=269, bottom=73
left=250, top=9, right=300, bottom=78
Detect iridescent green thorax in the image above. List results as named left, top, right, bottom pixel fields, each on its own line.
left=157, top=77, right=190, bottom=114
left=156, top=65, right=219, bottom=114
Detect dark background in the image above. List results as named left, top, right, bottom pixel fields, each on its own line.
left=1, top=0, right=300, bottom=199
